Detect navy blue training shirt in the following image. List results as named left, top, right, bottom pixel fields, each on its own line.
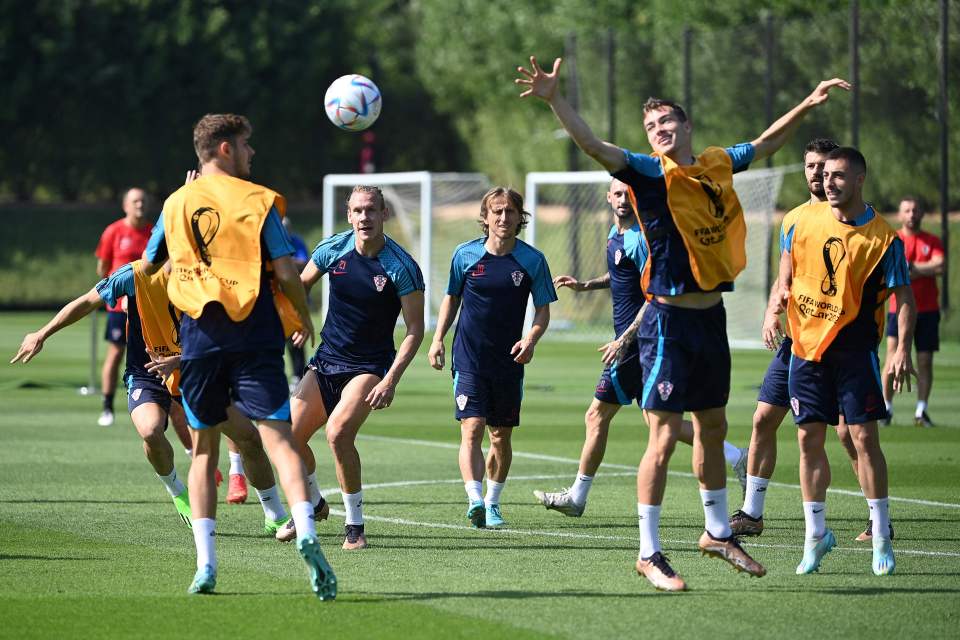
left=96, top=263, right=154, bottom=383
left=608, top=222, right=649, bottom=338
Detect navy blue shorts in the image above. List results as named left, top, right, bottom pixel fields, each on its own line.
left=104, top=311, right=127, bottom=345
left=637, top=300, right=730, bottom=413
left=308, top=356, right=387, bottom=416
left=788, top=349, right=887, bottom=426
left=887, top=310, right=939, bottom=352
left=595, top=345, right=643, bottom=406
left=757, top=337, right=792, bottom=408
left=179, top=350, right=290, bottom=429
left=453, top=370, right=523, bottom=427
left=125, top=373, right=172, bottom=417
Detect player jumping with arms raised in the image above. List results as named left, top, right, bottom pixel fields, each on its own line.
left=517, top=54, right=848, bottom=590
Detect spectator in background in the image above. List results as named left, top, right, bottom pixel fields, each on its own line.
left=283, top=216, right=310, bottom=386
left=94, top=187, right=152, bottom=426
left=883, top=197, right=945, bottom=427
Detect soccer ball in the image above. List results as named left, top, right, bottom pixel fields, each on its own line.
left=324, top=74, right=382, bottom=132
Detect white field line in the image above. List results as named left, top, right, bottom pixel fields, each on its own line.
left=357, top=434, right=960, bottom=510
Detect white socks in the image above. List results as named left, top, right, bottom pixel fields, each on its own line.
left=192, top=518, right=216, bottom=570
left=700, top=488, right=731, bottom=538
left=637, top=504, right=662, bottom=558
left=485, top=481, right=504, bottom=507
left=464, top=481, right=483, bottom=503
left=342, top=491, right=364, bottom=525
left=803, top=501, right=827, bottom=540
left=722, top=441, right=742, bottom=467
left=157, top=469, right=186, bottom=498
left=290, top=500, right=316, bottom=542
left=228, top=451, right=244, bottom=476
left=915, top=401, right=927, bottom=418
left=255, top=485, right=287, bottom=522
left=868, top=497, right=891, bottom=539
left=569, top=474, right=593, bottom=505
left=306, top=472, right=321, bottom=505
left=742, top=475, right=770, bottom=519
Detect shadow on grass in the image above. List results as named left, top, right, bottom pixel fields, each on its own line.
left=344, top=588, right=694, bottom=602
left=1, top=553, right=107, bottom=561
left=0, top=499, right=163, bottom=505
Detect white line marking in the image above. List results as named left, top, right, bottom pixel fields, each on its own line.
left=357, top=433, right=960, bottom=509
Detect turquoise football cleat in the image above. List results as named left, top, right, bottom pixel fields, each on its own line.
left=485, top=503, right=506, bottom=528
left=466, top=500, right=486, bottom=529
left=187, top=564, right=216, bottom=594
left=297, top=536, right=337, bottom=601
left=172, top=491, right=192, bottom=528
left=796, top=529, right=836, bottom=574
left=872, top=537, right=896, bottom=575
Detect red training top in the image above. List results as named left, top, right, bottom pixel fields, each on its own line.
left=889, top=229, right=943, bottom=314
left=95, top=218, right=153, bottom=311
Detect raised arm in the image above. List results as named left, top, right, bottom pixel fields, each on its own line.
left=428, top=294, right=461, bottom=370
left=273, top=255, right=315, bottom=347
left=366, top=291, right=425, bottom=410
left=11, top=288, right=103, bottom=364
left=751, top=78, right=851, bottom=162
left=516, top=56, right=626, bottom=173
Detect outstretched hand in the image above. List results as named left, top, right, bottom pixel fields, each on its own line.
left=805, top=78, right=851, bottom=108
left=553, top=275, right=585, bottom=292
left=10, top=332, right=44, bottom=364
left=515, top=56, right=563, bottom=102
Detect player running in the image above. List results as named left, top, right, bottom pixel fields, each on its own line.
left=517, top=54, right=848, bottom=590
left=429, top=187, right=557, bottom=529
left=280, top=185, right=425, bottom=551
left=533, top=178, right=748, bottom=517
left=142, top=113, right=335, bottom=598
left=781, top=146, right=914, bottom=576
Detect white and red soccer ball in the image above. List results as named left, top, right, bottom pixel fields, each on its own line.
left=324, top=74, right=382, bottom=132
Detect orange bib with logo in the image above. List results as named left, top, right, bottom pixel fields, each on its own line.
left=131, top=260, right=182, bottom=396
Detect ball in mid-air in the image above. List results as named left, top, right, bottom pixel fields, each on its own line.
left=324, top=74, right=382, bottom=131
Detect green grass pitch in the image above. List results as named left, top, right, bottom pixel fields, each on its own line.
left=1, top=311, right=958, bottom=639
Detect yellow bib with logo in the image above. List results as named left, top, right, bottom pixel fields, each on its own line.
left=657, top=147, right=747, bottom=291
left=131, top=260, right=182, bottom=396
left=163, top=174, right=286, bottom=322
left=787, top=204, right=895, bottom=361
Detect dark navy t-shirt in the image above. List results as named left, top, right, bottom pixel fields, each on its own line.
left=311, top=231, right=424, bottom=369
left=96, top=263, right=153, bottom=382
left=447, top=238, right=557, bottom=378
left=608, top=222, right=649, bottom=338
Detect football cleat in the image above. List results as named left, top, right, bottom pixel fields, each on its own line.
left=698, top=531, right=766, bottom=577
left=275, top=496, right=330, bottom=542
left=172, top=491, right=192, bottom=528
left=872, top=537, right=896, bottom=575
left=854, top=519, right=895, bottom=543
left=226, top=474, right=248, bottom=504
left=342, top=523, right=367, bottom=550
left=729, top=509, right=764, bottom=537
left=466, top=500, right=486, bottom=529
left=533, top=489, right=585, bottom=517
left=187, top=564, right=216, bottom=594
left=97, top=410, right=114, bottom=427
left=264, top=516, right=290, bottom=536
left=298, top=536, right=337, bottom=601
left=635, top=551, right=687, bottom=591
left=915, top=412, right=935, bottom=428
left=796, top=529, right=837, bottom=574
left=485, top=503, right=506, bottom=528
left=733, top=448, right=749, bottom=497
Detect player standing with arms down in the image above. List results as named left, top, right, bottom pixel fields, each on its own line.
left=534, top=179, right=748, bottom=516
left=782, top=147, right=914, bottom=576
left=282, top=185, right=425, bottom=550
left=517, top=55, right=848, bottom=590
left=429, top=187, right=557, bottom=529
left=882, top=197, right=944, bottom=428
left=142, top=114, right=335, bottom=598
left=94, top=187, right=153, bottom=426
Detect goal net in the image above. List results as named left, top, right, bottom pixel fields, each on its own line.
left=321, top=172, right=493, bottom=328
left=524, top=166, right=799, bottom=347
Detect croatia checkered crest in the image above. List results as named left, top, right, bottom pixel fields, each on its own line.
left=324, top=74, right=382, bottom=131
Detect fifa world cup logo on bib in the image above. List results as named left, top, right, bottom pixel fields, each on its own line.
left=511, top=271, right=524, bottom=287
left=373, top=275, right=387, bottom=292
left=190, top=207, right=220, bottom=266
left=820, top=237, right=846, bottom=297
left=698, top=176, right=726, bottom=220
left=167, top=303, right=181, bottom=346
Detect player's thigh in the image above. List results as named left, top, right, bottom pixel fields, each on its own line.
left=586, top=397, right=622, bottom=429
left=691, top=406, right=726, bottom=434
left=221, top=404, right=263, bottom=447
left=290, top=369, right=329, bottom=445
left=327, top=373, right=381, bottom=438
left=127, top=378, right=172, bottom=438
left=460, top=417, right=486, bottom=443
left=129, top=402, right=169, bottom=440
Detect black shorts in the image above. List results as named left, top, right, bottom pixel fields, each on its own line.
left=104, top=311, right=127, bottom=346
left=887, top=310, right=940, bottom=352
left=788, top=349, right=887, bottom=426
left=757, top=337, right=792, bottom=408
left=308, top=356, right=386, bottom=416
left=124, top=373, right=173, bottom=420
left=594, top=345, right=643, bottom=406
left=453, top=370, right=523, bottom=427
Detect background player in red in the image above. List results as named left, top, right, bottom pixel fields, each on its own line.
left=94, top=187, right=153, bottom=426
left=882, top=197, right=944, bottom=427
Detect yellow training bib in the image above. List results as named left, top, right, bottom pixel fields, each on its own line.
left=787, top=205, right=895, bottom=361
left=131, top=260, right=182, bottom=396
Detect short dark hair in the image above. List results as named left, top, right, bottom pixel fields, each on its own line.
left=346, top=185, right=386, bottom=210
left=900, top=196, right=924, bottom=213
left=193, top=113, right=252, bottom=162
left=803, top=138, right=839, bottom=160
left=643, top=97, right=688, bottom=123
left=478, top=187, right=530, bottom=236
left=826, top=146, right=867, bottom=175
